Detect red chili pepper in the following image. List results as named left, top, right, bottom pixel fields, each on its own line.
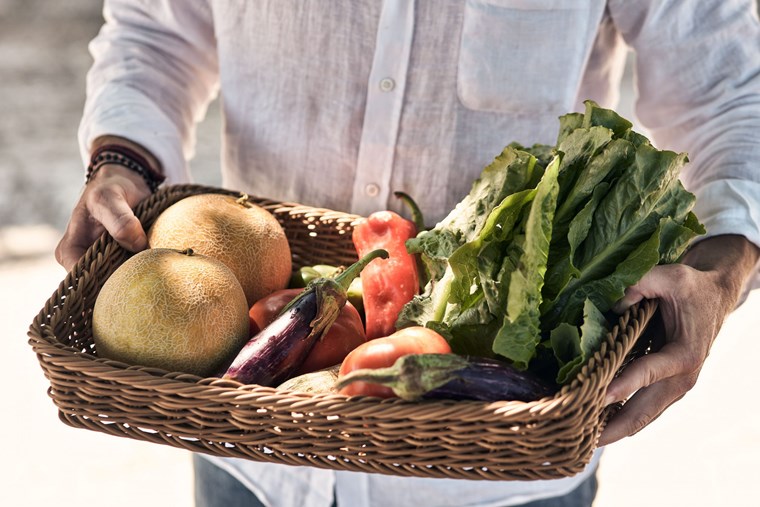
left=352, top=211, right=419, bottom=340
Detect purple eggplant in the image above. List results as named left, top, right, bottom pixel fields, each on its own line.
left=334, top=353, right=557, bottom=402
left=223, top=249, right=388, bottom=386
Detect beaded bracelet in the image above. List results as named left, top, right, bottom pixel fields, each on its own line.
left=85, top=144, right=166, bottom=193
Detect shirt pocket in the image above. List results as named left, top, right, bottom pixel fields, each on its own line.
left=457, top=0, right=591, bottom=114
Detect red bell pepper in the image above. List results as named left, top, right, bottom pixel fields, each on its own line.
left=352, top=210, right=420, bottom=339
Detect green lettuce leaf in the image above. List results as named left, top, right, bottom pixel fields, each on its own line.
left=492, top=155, right=561, bottom=368
left=448, top=188, right=537, bottom=315
left=540, top=143, right=694, bottom=329
left=406, top=147, right=540, bottom=282
left=551, top=298, right=608, bottom=384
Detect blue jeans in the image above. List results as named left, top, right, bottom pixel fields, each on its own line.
left=193, top=454, right=598, bottom=507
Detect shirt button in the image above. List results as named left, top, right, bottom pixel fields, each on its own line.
left=379, top=78, right=395, bottom=92
left=365, top=183, right=380, bottom=197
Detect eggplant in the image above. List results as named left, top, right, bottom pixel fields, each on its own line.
left=222, top=249, right=388, bottom=386
left=335, top=353, right=557, bottom=402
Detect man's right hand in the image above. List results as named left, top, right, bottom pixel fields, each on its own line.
left=55, top=164, right=152, bottom=272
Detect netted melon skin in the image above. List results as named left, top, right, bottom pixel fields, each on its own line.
left=147, top=193, right=292, bottom=307
left=92, top=248, right=250, bottom=377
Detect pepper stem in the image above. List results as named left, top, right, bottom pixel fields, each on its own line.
left=333, top=249, right=388, bottom=291
left=394, top=191, right=425, bottom=232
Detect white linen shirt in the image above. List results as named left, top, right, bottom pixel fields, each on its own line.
left=79, top=1, right=760, bottom=506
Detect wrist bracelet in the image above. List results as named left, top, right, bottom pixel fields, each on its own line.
left=86, top=144, right=166, bottom=193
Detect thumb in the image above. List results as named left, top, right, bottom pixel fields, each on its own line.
left=612, top=265, right=678, bottom=313
left=88, top=187, right=148, bottom=253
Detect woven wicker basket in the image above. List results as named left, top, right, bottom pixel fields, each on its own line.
left=28, top=184, right=657, bottom=481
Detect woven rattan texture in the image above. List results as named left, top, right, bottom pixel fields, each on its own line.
left=28, top=184, right=657, bottom=481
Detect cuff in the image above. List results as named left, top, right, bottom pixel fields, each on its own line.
left=78, top=85, right=192, bottom=184
left=690, top=178, right=760, bottom=298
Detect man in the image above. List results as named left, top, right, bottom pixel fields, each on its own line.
left=56, top=1, right=760, bottom=506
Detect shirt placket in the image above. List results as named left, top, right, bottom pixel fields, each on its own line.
left=350, top=0, right=415, bottom=217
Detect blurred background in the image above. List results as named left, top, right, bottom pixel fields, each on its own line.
left=1, top=1, right=758, bottom=506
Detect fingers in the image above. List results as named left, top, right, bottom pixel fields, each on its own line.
left=601, top=263, right=708, bottom=445
left=88, top=185, right=148, bottom=253
left=56, top=170, right=151, bottom=271
left=600, top=318, right=702, bottom=446
left=612, top=264, right=692, bottom=313
left=56, top=206, right=104, bottom=271
left=604, top=341, right=694, bottom=405
left=598, top=375, right=689, bottom=446
left=612, top=287, right=645, bottom=314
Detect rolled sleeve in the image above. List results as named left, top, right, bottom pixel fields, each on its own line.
left=609, top=0, right=760, bottom=290
left=79, top=86, right=189, bottom=183
left=692, top=179, right=760, bottom=297
left=78, top=0, right=218, bottom=183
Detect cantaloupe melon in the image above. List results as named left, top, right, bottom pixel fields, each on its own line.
left=147, top=193, right=292, bottom=306
left=92, top=248, right=250, bottom=377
